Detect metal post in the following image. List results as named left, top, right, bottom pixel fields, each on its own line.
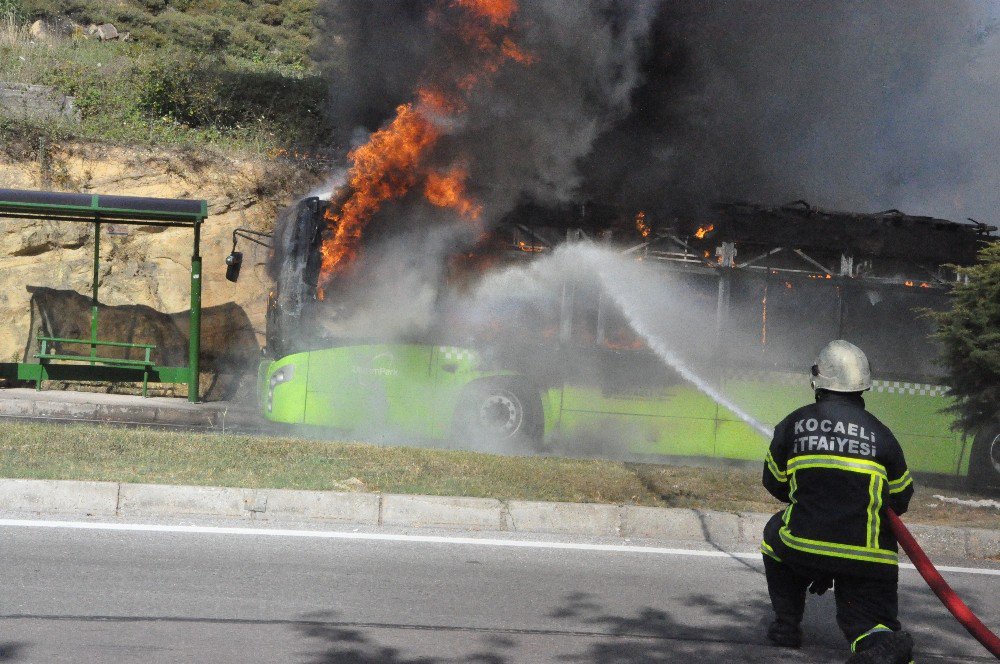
left=595, top=292, right=607, bottom=346
left=188, top=221, right=202, bottom=402
left=559, top=282, right=574, bottom=343
left=715, top=271, right=731, bottom=345
left=715, top=242, right=736, bottom=347
left=91, top=219, right=100, bottom=363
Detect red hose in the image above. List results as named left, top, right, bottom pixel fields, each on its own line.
left=887, top=508, right=1000, bottom=659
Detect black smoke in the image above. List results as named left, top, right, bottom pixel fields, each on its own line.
left=316, top=0, right=998, bottom=227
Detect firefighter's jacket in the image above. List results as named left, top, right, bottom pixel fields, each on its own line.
left=761, top=391, right=914, bottom=579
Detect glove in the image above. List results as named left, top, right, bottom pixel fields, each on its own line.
left=808, top=576, right=833, bottom=595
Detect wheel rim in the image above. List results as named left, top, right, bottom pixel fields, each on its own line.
left=989, top=432, right=1000, bottom=476
left=476, top=389, right=523, bottom=438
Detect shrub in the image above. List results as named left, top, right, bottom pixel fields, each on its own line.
left=3, top=0, right=335, bottom=152
left=20, top=0, right=318, bottom=64
left=929, top=242, right=1000, bottom=435
left=0, top=0, right=25, bottom=22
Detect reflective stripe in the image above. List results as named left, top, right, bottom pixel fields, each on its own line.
left=760, top=540, right=782, bottom=562
left=851, top=624, right=894, bottom=653
left=765, top=451, right=787, bottom=483
left=785, top=454, right=890, bottom=558
left=787, top=454, right=887, bottom=479
left=866, top=474, right=883, bottom=549
left=889, top=470, right=913, bottom=494
left=783, top=473, right=798, bottom=525
left=779, top=527, right=898, bottom=565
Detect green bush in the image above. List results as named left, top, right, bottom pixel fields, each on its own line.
left=138, top=53, right=224, bottom=126
left=19, top=0, right=318, bottom=64
left=136, top=50, right=333, bottom=143
left=2, top=0, right=335, bottom=152
left=929, top=242, right=1000, bottom=435
left=0, top=0, right=25, bottom=22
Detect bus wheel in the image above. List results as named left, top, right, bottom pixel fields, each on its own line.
left=968, top=423, right=1000, bottom=492
left=455, top=380, right=543, bottom=453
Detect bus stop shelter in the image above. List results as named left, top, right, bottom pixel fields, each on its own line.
left=0, top=188, right=208, bottom=402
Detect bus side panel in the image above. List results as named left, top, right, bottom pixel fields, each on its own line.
left=302, top=347, right=369, bottom=430
left=864, top=390, right=962, bottom=474
left=375, top=345, right=437, bottom=438
left=717, top=373, right=963, bottom=474
left=304, top=344, right=438, bottom=437
left=558, top=384, right=720, bottom=457
left=714, top=374, right=803, bottom=460
left=427, top=346, right=519, bottom=440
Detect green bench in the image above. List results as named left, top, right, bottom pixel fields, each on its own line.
left=35, top=336, right=157, bottom=397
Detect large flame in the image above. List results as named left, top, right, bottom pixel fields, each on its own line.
left=425, top=166, right=483, bottom=219
left=317, top=0, right=532, bottom=296
left=320, top=104, right=439, bottom=282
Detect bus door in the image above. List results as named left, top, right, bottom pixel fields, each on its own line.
left=555, top=281, right=719, bottom=457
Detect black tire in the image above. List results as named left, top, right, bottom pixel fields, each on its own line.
left=967, top=423, right=1000, bottom=492
left=453, top=379, right=544, bottom=453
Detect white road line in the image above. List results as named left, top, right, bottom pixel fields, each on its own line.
left=1, top=518, right=998, bottom=577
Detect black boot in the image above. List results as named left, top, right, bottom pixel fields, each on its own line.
left=846, top=630, right=914, bottom=664
left=766, top=619, right=802, bottom=648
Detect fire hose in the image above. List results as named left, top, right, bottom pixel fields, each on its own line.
left=887, top=508, right=1000, bottom=659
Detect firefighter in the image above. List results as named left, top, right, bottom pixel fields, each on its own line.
left=761, top=340, right=916, bottom=664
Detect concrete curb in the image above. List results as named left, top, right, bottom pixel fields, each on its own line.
left=0, top=388, right=265, bottom=432
left=0, top=478, right=996, bottom=561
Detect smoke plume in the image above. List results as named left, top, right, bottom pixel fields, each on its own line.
left=318, top=0, right=998, bottom=226
left=586, top=0, right=1000, bottom=222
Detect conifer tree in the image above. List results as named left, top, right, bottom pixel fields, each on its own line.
left=930, top=241, right=1000, bottom=435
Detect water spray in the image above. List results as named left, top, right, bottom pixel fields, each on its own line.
left=588, top=247, right=774, bottom=438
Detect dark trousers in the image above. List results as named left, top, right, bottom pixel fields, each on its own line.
left=763, top=555, right=901, bottom=644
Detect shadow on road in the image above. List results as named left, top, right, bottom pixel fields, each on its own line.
left=294, top=591, right=810, bottom=663
left=294, top=577, right=997, bottom=663
left=0, top=643, right=25, bottom=661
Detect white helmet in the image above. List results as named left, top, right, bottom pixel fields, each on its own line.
left=811, top=340, right=872, bottom=393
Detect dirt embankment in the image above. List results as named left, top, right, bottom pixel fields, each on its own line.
left=0, top=141, right=325, bottom=395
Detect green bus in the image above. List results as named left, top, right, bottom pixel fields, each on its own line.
left=249, top=200, right=999, bottom=489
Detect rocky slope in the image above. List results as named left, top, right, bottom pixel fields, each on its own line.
left=0, top=141, right=324, bottom=394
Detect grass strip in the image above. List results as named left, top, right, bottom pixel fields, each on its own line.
left=0, top=421, right=996, bottom=529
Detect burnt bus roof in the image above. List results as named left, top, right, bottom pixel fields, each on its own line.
left=496, top=199, right=994, bottom=266
left=707, top=201, right=995, bottom=265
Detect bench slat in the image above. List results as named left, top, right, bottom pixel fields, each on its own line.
left=35, top=354, right=155, bottom=368
left=38, top=336, right=156, bottom=350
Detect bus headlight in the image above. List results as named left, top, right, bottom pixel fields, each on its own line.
left=266, top=365, right=295, bottom=412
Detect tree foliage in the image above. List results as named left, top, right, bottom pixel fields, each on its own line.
left=930, top=241, right=1000, bottom=435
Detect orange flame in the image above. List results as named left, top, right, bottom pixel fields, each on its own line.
left=635, top=211, right=651, bottom=238
left=694, top=224, right=715, bottom=239
left=452, top=0, right=518, bottom=27
left=425, top=166, right=483, bottom=219
left=317, top=0, right=533, bottom=296
left=319, top=104, right=440, bottom=282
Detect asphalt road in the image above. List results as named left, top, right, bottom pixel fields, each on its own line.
left=0, top=518, right=998, bottom=663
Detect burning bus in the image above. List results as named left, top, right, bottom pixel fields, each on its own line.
left=236, top=197, right=999, bottom=489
